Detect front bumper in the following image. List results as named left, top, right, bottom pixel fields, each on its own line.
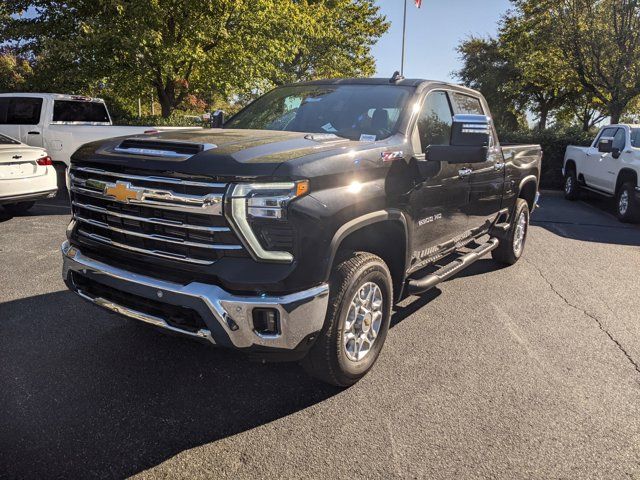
left=61, top=241, right=329, bottom=356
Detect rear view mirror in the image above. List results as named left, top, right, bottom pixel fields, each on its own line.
left=598, top=137, right=614, bottom=153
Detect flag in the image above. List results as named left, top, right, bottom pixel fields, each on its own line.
left=415, top=0, right=422, bottom=7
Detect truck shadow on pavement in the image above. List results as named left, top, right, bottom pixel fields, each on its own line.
left=0, top=290, right=341, bottom=478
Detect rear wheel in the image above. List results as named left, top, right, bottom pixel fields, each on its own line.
left=3, top=202, right=35, bottom=215
left=564, top=168, right=579, bottom=200
left=302, top=252, right=392, bottom=387
left=492, top=199, right=530, bottom=266
left=616, top=182, right=639, bottom=223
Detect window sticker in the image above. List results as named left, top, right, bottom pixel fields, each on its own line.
left=321, top=122, right=337, bottom=133
left=359, top=134, right=377, bottom=142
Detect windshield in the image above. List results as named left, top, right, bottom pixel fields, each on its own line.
left=225, top=84, right=413, bottom=141
left=53, top=100, right=110, bottom=123
left=631, top=128, right=640, bottom=148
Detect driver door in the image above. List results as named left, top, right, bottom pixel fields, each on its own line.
left=407, top=90, right=471, bottom=266
left=583, top=127, right=618, bottom=191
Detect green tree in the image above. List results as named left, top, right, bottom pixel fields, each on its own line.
left=0, top=49, right=33, bottom=92
left=456, top=37, right=524, bottom=132
left=551, top=0, right=640, bottom=124
left=499, top=1, right=579, bottom=130
left=3, top=0, right=387, bottom=118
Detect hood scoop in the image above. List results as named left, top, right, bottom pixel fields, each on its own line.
left=113, top=139, right=217, bottom=159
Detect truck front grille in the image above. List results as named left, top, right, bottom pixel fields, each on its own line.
left=69, top=166, right=246, bottom=265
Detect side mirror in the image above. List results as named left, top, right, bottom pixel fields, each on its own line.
left=451, top=114, right=491, bottom=147
left=598, top=137, right=614, bottom=153
left=210, top=110, right=224, bottom=128
left=426, top=145, right=488, bottom=164
left=424, top=115, right=491, bottom=164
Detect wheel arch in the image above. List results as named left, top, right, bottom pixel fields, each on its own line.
left=325, top=210, right=410, bottom=302
left=564, top=159, right=577, bottom=173
left=518, top=175, right=539, bottom=211
left=616, top=168, right=638, bottom=192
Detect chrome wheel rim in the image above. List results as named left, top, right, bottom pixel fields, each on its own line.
left=343, top=282, right=383, bottom=362
left=513, top=211, right=527, bottom=257
left=565, top=175, right=573, bottom=195
left=619, top=190, right=629, bottom=216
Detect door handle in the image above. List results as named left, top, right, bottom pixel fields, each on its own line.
left=458, top=168, right=472, bottom=178
left=27, top=131, right=40, bottom=135
left=495, top=162, right=505, bottom=171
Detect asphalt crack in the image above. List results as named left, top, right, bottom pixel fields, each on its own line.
left=523, top=257, right=640, bottom=376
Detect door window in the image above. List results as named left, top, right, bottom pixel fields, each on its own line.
left=594, top=127, right=617, bottom=147
left=612, top=128, right=626, bottom=151
left=52, top=100, right=110, bottom=123
left=0, top=98, right=43, bottom=125
left=417, top=91, right=453, bottom=148
left=450, top=92, right=484, bottom=115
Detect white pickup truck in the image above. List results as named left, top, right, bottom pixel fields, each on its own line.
left=564, top=124, right=640, bottom=222
left=0, top=93, right=199, bottom=168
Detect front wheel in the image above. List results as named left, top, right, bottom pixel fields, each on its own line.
left=492, top=198, right=530, bottom=266
left=564, top=169, right=579, bottom=200
left=302, top=252, right=393, bottom=387
left=616, top=182, right=639, bottom=223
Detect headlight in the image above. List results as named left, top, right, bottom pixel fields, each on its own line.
left=226, top=181, right=309, bottom=263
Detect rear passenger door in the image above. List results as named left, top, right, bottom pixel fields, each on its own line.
left=449, top=92, right=504, bottom=231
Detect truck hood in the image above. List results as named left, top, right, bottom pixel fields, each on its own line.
left=72, top=129, right=382, bottom=180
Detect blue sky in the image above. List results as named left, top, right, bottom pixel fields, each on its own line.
left=372, top=0, right=512, bottom=81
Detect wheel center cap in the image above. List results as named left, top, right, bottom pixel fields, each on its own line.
left=362, top=313, right=372, bottom=333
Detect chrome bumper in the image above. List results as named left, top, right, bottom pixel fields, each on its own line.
left=61, top=241, right=329, bottom=351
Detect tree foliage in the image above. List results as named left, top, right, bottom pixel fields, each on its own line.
left=2, top=0, right=388, bottom=117
left=457, top=0, right=640, bottom=130
left=456, top=37, right=524, bottom=132
left=551, top=0, right=640, bottom=124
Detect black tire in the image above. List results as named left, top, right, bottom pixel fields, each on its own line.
left=3, top=201, right=35, bottom=215
left=301, top=252, right=393, bottom=387
left=564, top=168, right=579, bottom=200
left=492, top=199, right=530, bottom=266
left=615, top=182, right=640, bottom=223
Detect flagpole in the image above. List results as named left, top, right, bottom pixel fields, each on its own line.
left=401, top=0, right=407, bottom=76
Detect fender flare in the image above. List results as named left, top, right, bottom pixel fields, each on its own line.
left=615, top=168, right=638, bottom=190
left=518, top=174, right=539, bottom=194
left=322, top=209, right=410, bottom=282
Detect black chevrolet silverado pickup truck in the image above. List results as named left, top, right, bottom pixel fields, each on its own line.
left=61, top=77, right=541, bottom=386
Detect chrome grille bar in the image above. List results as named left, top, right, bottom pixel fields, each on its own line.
left=77, top=229, right=215, bottom=265
left=75, top=216, right=242, bottom=250
left=72, top=201, right=230, bottom=233
left=70, top=177, right=223, bottom=216
left=71, top=166, right=226, bottom=189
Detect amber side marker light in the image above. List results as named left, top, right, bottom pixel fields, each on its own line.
left=295, top=180, right=310, bottom=197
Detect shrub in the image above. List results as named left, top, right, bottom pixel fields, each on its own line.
left=112, top=114, right=203, bottom=127
left=499, top=128, right=594, bottom=189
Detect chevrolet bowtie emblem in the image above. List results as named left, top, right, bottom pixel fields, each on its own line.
left=104, top=181, right=142, bottom=203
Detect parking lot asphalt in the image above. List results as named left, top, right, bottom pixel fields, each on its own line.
left=1, top=191, right=639, bottom=479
